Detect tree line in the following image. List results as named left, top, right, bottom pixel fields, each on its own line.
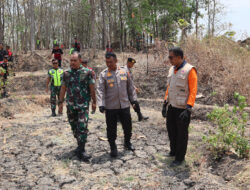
left=0, top=0, right=222, bottom=52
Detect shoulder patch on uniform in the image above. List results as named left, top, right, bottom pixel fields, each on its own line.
left=101, top=68, right=108, bottom=74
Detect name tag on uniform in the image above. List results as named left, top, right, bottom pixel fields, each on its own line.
left=107, top=79, right=115, bottom=83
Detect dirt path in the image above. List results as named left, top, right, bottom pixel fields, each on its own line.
left=0, top=50, right=248, bottom=189
left=0, top=105, right=239, bottom=190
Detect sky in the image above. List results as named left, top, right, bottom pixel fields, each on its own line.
left=219, top=0, right=250, bottom=40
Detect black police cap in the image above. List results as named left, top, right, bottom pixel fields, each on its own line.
left=128, top=57, right=136, bottom=63
left=105, top=52, right=117, bottom=59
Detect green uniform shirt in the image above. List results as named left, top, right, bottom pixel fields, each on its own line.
left=62, top=66, right=95, bottom=110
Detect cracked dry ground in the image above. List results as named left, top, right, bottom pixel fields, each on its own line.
left=0, top=103, right=241, bottom=190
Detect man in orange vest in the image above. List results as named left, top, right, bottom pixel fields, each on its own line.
left=162, top=47, right=197, bottom=166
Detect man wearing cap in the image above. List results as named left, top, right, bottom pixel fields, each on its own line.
left=59, top=52, right=96, bottom=162
left=81, top=58, right=96, bottom=80
left=123, top=58, right=149, bottom=121
left=97, top=52, right=138, bottom=158
left=81, top=57, right=96, bottom=112
left=46, top=59, right=64, bottom=116
left=162, top=47, right=197, bottom=166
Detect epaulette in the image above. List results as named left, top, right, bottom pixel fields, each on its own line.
left=102, top=68, right=108, bottom=73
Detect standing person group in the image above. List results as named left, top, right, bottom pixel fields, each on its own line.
left=55, top=47, right=197, bottom=166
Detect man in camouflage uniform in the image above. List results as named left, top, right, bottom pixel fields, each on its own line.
left=123, top=57, right=149, bottom=121
left=0, top=65, right=6, bottom=98
left=97, top=52, right=138, bottom=158
left=59, top=52, right=96, bottom=161
left=46, top=59, right=64, bottom=116
left=0, top=56, right=9, bottom=98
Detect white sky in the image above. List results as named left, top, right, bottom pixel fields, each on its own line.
left=220, top=0, right=250, bottom=40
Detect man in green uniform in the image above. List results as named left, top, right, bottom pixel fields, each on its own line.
left=0, top=56, right=9, bottom=98
left=0, top=66, right=6, bottom=98
left=59, top=52, right=96, bottom=162
left=46, top=59, right=64, bottom=116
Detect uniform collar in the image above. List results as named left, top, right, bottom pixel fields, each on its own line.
left=175, top=60, right=186, bottom=71
left=108, top=65, right=119, bottom=72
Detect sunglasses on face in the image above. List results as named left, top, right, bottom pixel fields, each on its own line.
left=52, top=62, right=58, bottom=64
left=82, top=61, right=88, bottom=64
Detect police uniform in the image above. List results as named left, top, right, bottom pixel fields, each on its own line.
left=97, top=66, right=137, bottom=156
left=62, top=66, right=95, bottom=156
left=48, top=68, right=63, bottom=115
left=163, top=60, right=197, bottom=164
left=122, top=58, right=149, bottom=121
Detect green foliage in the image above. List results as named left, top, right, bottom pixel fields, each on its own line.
left=203, top=92, right=249, bottom=159
left=124, top=0, right=196, bottom=41
left=178, top=19, right=190, bottom=29
left=224, top=31, right=236, bottom=39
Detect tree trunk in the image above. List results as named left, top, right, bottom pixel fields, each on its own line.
left=119, top=0, right=123, bottom=51
left=90, top=0, right=96, bottom=58
left=30, top=0, right=35, bottom=51
left=195, top=0, right=199, bottom=38
left=0, top=0, right=5, bottom=43
left=207, top=0, right=211, bottom=37
left=211, top=0, right=216, bottom=36
left=100, top=0, right=106, bottom=50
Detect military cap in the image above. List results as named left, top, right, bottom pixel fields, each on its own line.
left=128, top=57, right=136, bottom=63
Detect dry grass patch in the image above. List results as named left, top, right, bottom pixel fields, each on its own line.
left=183, top=37, right=250, bottom=105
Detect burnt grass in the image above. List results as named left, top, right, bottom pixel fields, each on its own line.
left=0, top=50, right=249, bottom=190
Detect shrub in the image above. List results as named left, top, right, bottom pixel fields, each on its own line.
left=203, top=92, right=249, bottom=159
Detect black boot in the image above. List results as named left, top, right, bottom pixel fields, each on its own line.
left=51, top=109, right=56, bottom=117
left=76, top=143, right=91, bottom=162
left=124, top=141, right=135, bottom=152
left=137, top=112, right=149, bottom=122
left=110, top=142, right=118, bottom=158
left=1, top=91, right=7, bottom=98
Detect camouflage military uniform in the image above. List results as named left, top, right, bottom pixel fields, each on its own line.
left=50, top=86, right=61, bottom=110
left=48, top=68, right=64, bottom=112
left=62, top=66, right=95, bottom=145
left=0, top=67, right=6, bottom=97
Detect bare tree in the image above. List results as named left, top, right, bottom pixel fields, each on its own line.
left=30, top=0, right=35, bottom=51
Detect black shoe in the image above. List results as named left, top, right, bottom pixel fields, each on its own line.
left=110, top=145, right=118, bottom=158
left=77, top=151, right=91, bottom=162
left=170, top=160, right=183, bottom=167
left=138, top=113, right=149, bottom=121
left=124, top=142, right=135, bottom=152
left=1, top=92, right=8, bottom=98
left=52, top=110, right=56, bottom=117
left=167, top=152, right=175, bottom=157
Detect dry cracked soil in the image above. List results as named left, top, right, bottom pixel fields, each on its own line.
left=0, top=50, right=249, bottom=190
